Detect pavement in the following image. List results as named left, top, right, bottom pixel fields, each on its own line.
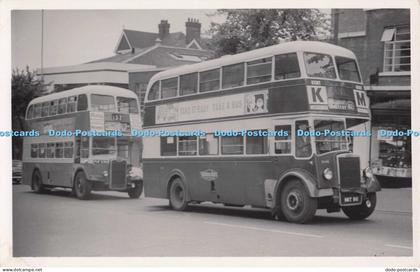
left=12, top=185, right=412, bottom=257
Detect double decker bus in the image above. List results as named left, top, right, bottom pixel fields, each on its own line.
left=22, top=86, right=143, bottom=199
left=142, top=41, right=381, bottom=223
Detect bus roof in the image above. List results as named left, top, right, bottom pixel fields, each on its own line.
left=28, top=85, right=137, bottom=106
left=146, top=41, right=357, bottom=85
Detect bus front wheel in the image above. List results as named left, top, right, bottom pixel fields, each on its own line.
left=342, top=193, right=376, bottom=220
left=73, top=171, right=91, bottom=200
left=32, top=170, right=45, bottom=193
left=128, top=180, right=143, bottom=199
left=280, top=179, right=317, bottom=224
left=169, top=178, right=188, bottom=211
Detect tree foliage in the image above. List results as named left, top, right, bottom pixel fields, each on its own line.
left=208, top=9, right=330, bottom=57
left=11, top=67, right=47, bottom=159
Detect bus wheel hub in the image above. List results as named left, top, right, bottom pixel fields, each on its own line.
left=287, top=192, right=302, bottom=211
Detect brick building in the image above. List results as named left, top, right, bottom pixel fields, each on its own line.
left=332, top=9, right=411, bottom=183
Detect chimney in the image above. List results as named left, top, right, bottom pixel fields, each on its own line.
left=158, top=20, right=170, bottom=40
left=185, top=18, right=201, bottom=45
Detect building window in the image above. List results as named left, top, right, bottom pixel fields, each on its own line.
left=382, top=26, right=410, bottom=72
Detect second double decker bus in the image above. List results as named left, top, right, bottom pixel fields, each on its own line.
left=22, top=86, right=143, bottom=199
left=142, top=41, right=381, bottom=223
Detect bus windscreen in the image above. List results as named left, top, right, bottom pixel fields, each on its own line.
left=314, top=120, right=348, bottom=154
left=335, top=56, right=361, bottom=83
left=303, top=52, right=336, bottom=79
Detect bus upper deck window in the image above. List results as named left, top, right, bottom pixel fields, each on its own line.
left=34, top=104, right=42, bottom=118
left=50, top=100, right=58, bottom=116
left=67, top=96, right=77, bottom=113
left=161, top=77, right=178, bottom=99
left=58, top=98, right=67, bottom=114
left=247, top=58, right=272, bottom=84
left=41, top=102, right=49, bottom=117
left=180, top=73, right=198, bottom=96
left=117, top=97, right=139, bottom=114
left=77, top=94, right=88, bottom=111
left=303, top=52, right=336, bottom=79
left=275, top=53, right=301, bottom=80
left=199, top=69, right=220, bottom=92
left=26, top=105, right=34, bottom=119
left=335, top=56, right=361, bottom=83
left=91, top=94, right=115, bottom=112
left=148, top=81, right=160, bottom=101
left=222, top=63, right=244, bottom=89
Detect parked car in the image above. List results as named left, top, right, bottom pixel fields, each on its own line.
left=12, top=160, right=22, bottom=184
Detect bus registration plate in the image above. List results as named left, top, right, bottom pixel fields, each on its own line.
left=340, top=192, right=362, bottom=205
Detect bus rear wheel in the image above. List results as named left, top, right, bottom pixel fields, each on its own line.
left=128, top=180, right=143, bottom=199
left=342, top=193, right=376, bottom=220
left=169, top=178, right=188, bottom=211
left=280, top=179, right=317, bottom=224
left=32, top=170, right=45, bottom=193
left=74, top=171, right=91, bottom=200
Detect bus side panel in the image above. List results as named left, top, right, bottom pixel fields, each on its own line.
left=43, top=163, right=74, bottom=187
left=269, top=85, right=308, bottom=113
left=22, top=162, right=36, bottom=186
left=143, top=160, right=167, bottom=198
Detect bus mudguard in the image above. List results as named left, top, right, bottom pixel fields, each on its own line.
left=267, top=169, right=333, bottom=208
left=164, top=169, right=191, bottom=201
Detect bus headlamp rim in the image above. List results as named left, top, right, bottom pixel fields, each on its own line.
left=323, top=167, right=333, bottom=180
left=363, top=167, right=373, bottom=179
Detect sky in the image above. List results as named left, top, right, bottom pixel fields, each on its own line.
left=11, top=10, right=223, bottom=70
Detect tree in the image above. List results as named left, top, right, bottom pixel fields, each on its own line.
left=11, top=67, right=47, bottom=159
left=208, top=9, right=330, bottom=57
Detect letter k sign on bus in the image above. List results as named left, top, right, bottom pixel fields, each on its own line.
left=353, top=90, right=369, bottom=113
left=306, top=86, right=328, bottom=110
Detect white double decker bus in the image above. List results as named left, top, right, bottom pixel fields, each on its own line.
left=22, top=86, right=143, bottom=199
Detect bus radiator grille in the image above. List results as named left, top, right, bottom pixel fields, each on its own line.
left=338, top=157, right=361, bottom=189
left=110, top=160, right=127, bottom=190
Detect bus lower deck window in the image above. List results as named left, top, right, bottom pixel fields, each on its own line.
left=38, top=143, right=46, bottom=158
left=30, top=144, right=38, bottom=158
left=64, top=142, right=74, bottom=158
left=199, top=135, right=219, bottom=155
left=55, top=142, right=64, bottom=158
left=246, top=130, right=268, bottom=154
left=221, top=136, right=244, bottom=155
left=161, top=136, right=177, bottom=156
left=47, top=143, right=55, bottom=158
left=178, top=136, right=197, bottom=156
left=274, top=125, right=292, bottom=154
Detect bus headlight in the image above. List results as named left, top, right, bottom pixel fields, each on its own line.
left=128, top=166, right=143, bottom=180
left=363, top=167, right=373, bottom=179
left=323, top=168, right=333, bottom=180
